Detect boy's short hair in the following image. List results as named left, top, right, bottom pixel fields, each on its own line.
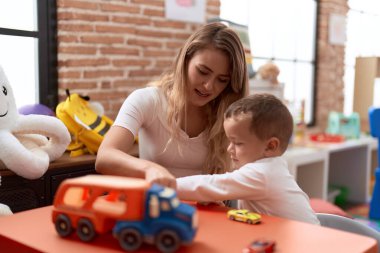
left=224, top=93, right=294, bottom=152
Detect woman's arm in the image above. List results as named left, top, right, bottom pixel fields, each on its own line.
left=95, top=126, right=176, bottom=188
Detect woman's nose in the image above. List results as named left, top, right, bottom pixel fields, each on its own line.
left=203, top=78, right=214, bottom=90
left=227, top=143, right=233, bottom=153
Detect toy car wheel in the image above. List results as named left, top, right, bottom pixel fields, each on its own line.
left=247, top=219, right=253, bottom=224
left=55, top=214, right=73, bottom=237
left=229, top=215, right=235, bottom=221
left=118, top=228, right=143, bottom=252
left=155, top=229, right=180, bottom=253
left=77, top=218, right=96, bottom=242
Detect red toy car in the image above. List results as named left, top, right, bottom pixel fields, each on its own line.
left=242, top=239, right=276, bottom=253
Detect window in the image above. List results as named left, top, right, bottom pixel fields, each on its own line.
left=220, top=0, right=318, bottom=125
left=344, top=1, right=380, bottom=114
left=0, top=0, right=58, bottom=109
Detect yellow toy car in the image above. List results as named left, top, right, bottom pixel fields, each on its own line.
left=227, top=209, right=261, bottom=224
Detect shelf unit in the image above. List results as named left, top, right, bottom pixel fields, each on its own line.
left=285, top=137, right=378, bottom=204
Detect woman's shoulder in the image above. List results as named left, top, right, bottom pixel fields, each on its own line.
left=131, top=85, right=160, bottom=97
left=127, top=86, right=164, bottom=104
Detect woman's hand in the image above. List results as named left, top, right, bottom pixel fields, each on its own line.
left=145, top=163, right=177, bottom=189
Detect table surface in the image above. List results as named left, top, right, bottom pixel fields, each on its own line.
left=0, top=205, right=377, bottom=253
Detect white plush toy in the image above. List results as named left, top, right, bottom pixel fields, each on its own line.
left=0, top=65, right=71, bottom=215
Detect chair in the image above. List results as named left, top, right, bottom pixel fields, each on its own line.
left=317, top=213, right=380, bottom=253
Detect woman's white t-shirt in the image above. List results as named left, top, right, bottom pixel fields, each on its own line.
left=114, top=86, right=207, bottom=178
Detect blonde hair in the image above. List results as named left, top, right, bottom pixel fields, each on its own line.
left=159, top=22, right=248, bottom=174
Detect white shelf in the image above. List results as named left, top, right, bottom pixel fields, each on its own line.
left=284, top=136, right=378, bottom=204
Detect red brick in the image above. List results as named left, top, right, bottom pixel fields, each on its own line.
left=127, top=38, right=162, bottom=48
left=143, top=49, right=176, bottom=57
left=59, top=58, right=110, bottom=67
left=131, top=0, right=164, bottom=7
left=100, top=47, right=139, bottom=56
left=153, top=20, right=187, bottom=29
left=84, top=69, right=124, bottom=78
left=58, top=12, right=109, bottom=22
left=58, top=70, right=81, bottom=79
left=58, top=23, right=94, bottom=32
left=112, top=16, right=151, bottom=26
left=59, top=46, right=97, bottom=55
left=81, top=35, right=124, bottom=44
left=95, top=25, right=135, bottom=34
left=57, top=0, right=98, bottom=10
left=129, top=69, right=162, bottom=77
left=112, top=59, right=151, bottom=67
left=59, top=81, right=98, bottom=90
left=57, top=35, right=79, bottom=43
left=100, top=3, right=140, bottom=13
left=136, top=29, right=173, bottom=38
left=143, top=8, right=164, bottom=17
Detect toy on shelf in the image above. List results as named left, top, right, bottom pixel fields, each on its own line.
left=369, top=107, right=380, bottom=220
left=52, top=175, right=198, bottom=253
left=227, top=209, right=261, bottom=225
left=255, top=61, right=280, bottom=85
left=56, top=89, right=113, bottom=157
left=326, top=111, right=360, bottom=139
left=309, top=133, right=345, bottom=143
left=0, top=65, right=70, bottom=180
left=242, top=239, right=276, bottom=253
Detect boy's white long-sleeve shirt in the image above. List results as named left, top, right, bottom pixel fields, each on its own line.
left=176, top=157, right=320, bottom=225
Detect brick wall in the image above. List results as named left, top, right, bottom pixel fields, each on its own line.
left=57, top=0, right=349, bottom=129
left=57, top=0, right=221, bottom=119
left=315, top=0, right=349, bottom=129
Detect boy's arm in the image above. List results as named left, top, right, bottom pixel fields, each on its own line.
left=176, top=166, right=266, bottom=202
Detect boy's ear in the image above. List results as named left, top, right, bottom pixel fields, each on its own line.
left=264, top=137, right=280, bottom=156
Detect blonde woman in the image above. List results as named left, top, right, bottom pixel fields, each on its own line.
left=95, top=22, right=248, bottom=188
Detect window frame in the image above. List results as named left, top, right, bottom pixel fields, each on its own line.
left=0, top=0, right=58, bottom=109
left=220, top=0, right=319, bottom=126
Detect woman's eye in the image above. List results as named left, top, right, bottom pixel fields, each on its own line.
left=2, top=86, right=7, bottom=96
left=218, top=78, right=229, bottom=84
left=197, top=68, right=208, bottom=75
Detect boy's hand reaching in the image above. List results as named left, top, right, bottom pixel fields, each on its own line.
left=145, top=164, right=177, bottom=189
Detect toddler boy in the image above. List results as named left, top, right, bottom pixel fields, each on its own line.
left=176, top=94, right=319, bottom=225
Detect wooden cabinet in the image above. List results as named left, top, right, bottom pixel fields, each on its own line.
left=353, top=57, right=380, bottom=132
left=0, top=144, right=139, bottom=213
left=0, top=154, right=96, bottom=213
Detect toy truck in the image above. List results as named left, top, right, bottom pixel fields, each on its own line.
left=52, top=175, right=198, bottom=252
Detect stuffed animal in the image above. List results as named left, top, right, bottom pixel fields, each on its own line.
left=256, top=61, right=280, bottom=85
left=0, top=65, right=71, bottom=214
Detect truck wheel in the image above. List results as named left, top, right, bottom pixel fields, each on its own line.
left=155, top=229, right=180, bottom=253
left=77, top=218, right=96, bottom=242
left=118, top=228, right=143, bottom=251
left=55, top=214, right=73, bottom=237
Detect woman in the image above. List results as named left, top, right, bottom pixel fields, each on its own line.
left=95, top=22, right=248, bottom=188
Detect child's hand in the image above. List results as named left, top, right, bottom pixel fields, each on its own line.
left=145, top=164, right=177, bottom=189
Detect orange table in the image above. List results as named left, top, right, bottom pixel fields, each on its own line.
left=0, top=205, right=377, bottom=253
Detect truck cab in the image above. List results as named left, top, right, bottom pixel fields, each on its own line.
left=113, top=184, right=198, bottom=252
